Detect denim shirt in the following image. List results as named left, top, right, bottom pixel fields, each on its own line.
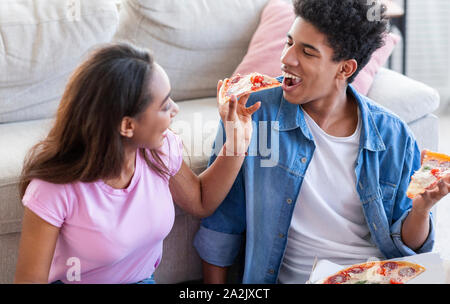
left=193, top=81, right=435, bottom=284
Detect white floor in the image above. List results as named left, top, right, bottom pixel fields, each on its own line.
left=433, top=113, right=450, bottom=260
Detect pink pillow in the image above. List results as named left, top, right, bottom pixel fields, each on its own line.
left=233, top=0, right=295, bottom=78
left=351, top=33, right=400, bottom=95
left=233, top=0, right=400, bottom=95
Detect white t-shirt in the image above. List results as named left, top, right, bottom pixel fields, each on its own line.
left=278, top=107, right=383, bottom=284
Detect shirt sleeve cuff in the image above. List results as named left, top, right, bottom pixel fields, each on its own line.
left=193, top=225, right=243, bottom=267
left=390, top=209, right=435, bottom=256
left=23, top=195, right=63, bottom=228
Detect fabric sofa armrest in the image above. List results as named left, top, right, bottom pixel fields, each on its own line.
left=367, top=68, right=440, bottom=124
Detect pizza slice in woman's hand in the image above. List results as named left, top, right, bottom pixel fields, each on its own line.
left=218, top=72, right=281, bottom=105
left=406, top=150, right=450, bottom=199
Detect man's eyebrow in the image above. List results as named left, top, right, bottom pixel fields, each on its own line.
left=160, top=91, right=171, bottom=107
left=286, top=33, right=320, bottom=53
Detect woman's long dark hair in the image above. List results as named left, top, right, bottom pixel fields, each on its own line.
left=19, top=42, right=170, bottom=198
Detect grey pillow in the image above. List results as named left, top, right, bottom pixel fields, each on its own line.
left=367, top=68, right=440, bottom=123
left=0, top=0, right=119, bottom=124
left=113, top=0, right=269, bottom=101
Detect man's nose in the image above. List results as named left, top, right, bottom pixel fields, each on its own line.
left=280, top=45, right=299, bottom=68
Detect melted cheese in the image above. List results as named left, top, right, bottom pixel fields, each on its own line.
left=226, top=74, right=276, bottom=97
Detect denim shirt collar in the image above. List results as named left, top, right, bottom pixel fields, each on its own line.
left=273, top=84, right=386, bottom=152
left=349, top=84, right=386, bottom=152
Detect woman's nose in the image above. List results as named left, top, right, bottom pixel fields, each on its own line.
left=280, top=45, right=299, bottom=68
left=171, top=100, right=179, bottom=117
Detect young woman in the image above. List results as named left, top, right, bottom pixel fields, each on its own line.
left=14, top=43, right=261, bottom=284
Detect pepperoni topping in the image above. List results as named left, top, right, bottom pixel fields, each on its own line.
left=381, top=262, right=399, bottom=271
left=399, top=267, right=416, bottom=277
left=250, top=75, right=264, bottom=85
left=347, top=267, right=365, bottom=274
left=377, top=267, right=387, bottom=276
left=325, top=273, right=349, bottom=284
left=347, top=262, right=375, bottom=274
left=231, top=75, right=241, bottom=84
left=430, top=168, right=440, bottom=177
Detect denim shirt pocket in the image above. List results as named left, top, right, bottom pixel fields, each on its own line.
left=379, top=180, right=398, bottom=224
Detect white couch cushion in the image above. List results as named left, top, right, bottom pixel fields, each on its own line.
left=0, top=0, right=119, bottom=123
left=172, top=98, right=221, bottom=175
left=0, top=118, right=53, bottom=234
left=367, top=68, right=440, bottom=123
left=113, top=0, right=269, bottom=101
left=0, top=119, right=53, bottom=186
left=408, top=114, right=439, bottom=151
left=0, top=96, right=221, bottom=233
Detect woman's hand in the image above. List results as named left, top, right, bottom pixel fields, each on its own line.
left=217, top=79, right=261, bottom=156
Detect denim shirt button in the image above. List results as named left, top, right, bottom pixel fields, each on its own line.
left=286, top=198, right=292, bottom=204
left=268, top=269, right=275, bottom=274
left=301, top=157, right=307, bottom=163
left=278, top=233, right=284, bottom=238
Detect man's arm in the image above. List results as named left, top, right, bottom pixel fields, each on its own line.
left=193, top=120, right=248, bottom=284
left=202, top=260, right=229, bottom=284
left=196, top=165, right=246, bottom=283
left=389, top=138, right=434, bottom=255
left=401, top=150, right=450, bottom=250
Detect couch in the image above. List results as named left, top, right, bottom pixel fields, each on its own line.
left=0, top=0, right=440, bottom=284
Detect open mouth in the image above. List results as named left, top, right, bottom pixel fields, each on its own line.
left=282, top=71, right=303, bottom=91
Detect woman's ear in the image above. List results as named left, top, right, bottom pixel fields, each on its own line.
left=337, top=59, right=358, bottom=81
left=119, top=116, right=135, bottom=138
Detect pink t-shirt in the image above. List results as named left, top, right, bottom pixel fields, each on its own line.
left=22, top=130, right=183, bottom=284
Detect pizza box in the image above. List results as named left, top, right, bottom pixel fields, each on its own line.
left=307, top=252, right=446, bottom=284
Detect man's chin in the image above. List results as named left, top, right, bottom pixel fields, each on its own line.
left=282, top=91, right=306, bottom=105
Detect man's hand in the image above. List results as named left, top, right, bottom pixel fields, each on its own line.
left=412, top=150, right=450, bottom=215
left=401, top=150, right=449, bottom=250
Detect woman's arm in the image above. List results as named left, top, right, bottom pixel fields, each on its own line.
left=14, top=207, right=59, bottom=284
left=170, top=80, right=260, bottom=218
left=169, top=147, right=245, bottom=218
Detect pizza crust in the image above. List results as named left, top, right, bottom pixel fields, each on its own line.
left=218, top=78, right=229, bottom=105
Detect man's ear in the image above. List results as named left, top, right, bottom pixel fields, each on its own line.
left=337, top=59, right=358, bottom=81
left=119, top=116, right=135, bottom=138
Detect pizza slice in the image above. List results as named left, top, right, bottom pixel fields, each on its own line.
left=218, top=72, right=281, bottom=105
left=316, top=260, right=425, bottom=284
left=406, top=150, right=450, bottom=199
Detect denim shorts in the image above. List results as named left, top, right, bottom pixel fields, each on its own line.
left=135, top=274, right=156, bottom=284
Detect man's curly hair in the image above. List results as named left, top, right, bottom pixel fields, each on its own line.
left=293, top=0, right=388, bottom=83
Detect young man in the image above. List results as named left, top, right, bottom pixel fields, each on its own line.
left=193, top=0, right=450, bottom=284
